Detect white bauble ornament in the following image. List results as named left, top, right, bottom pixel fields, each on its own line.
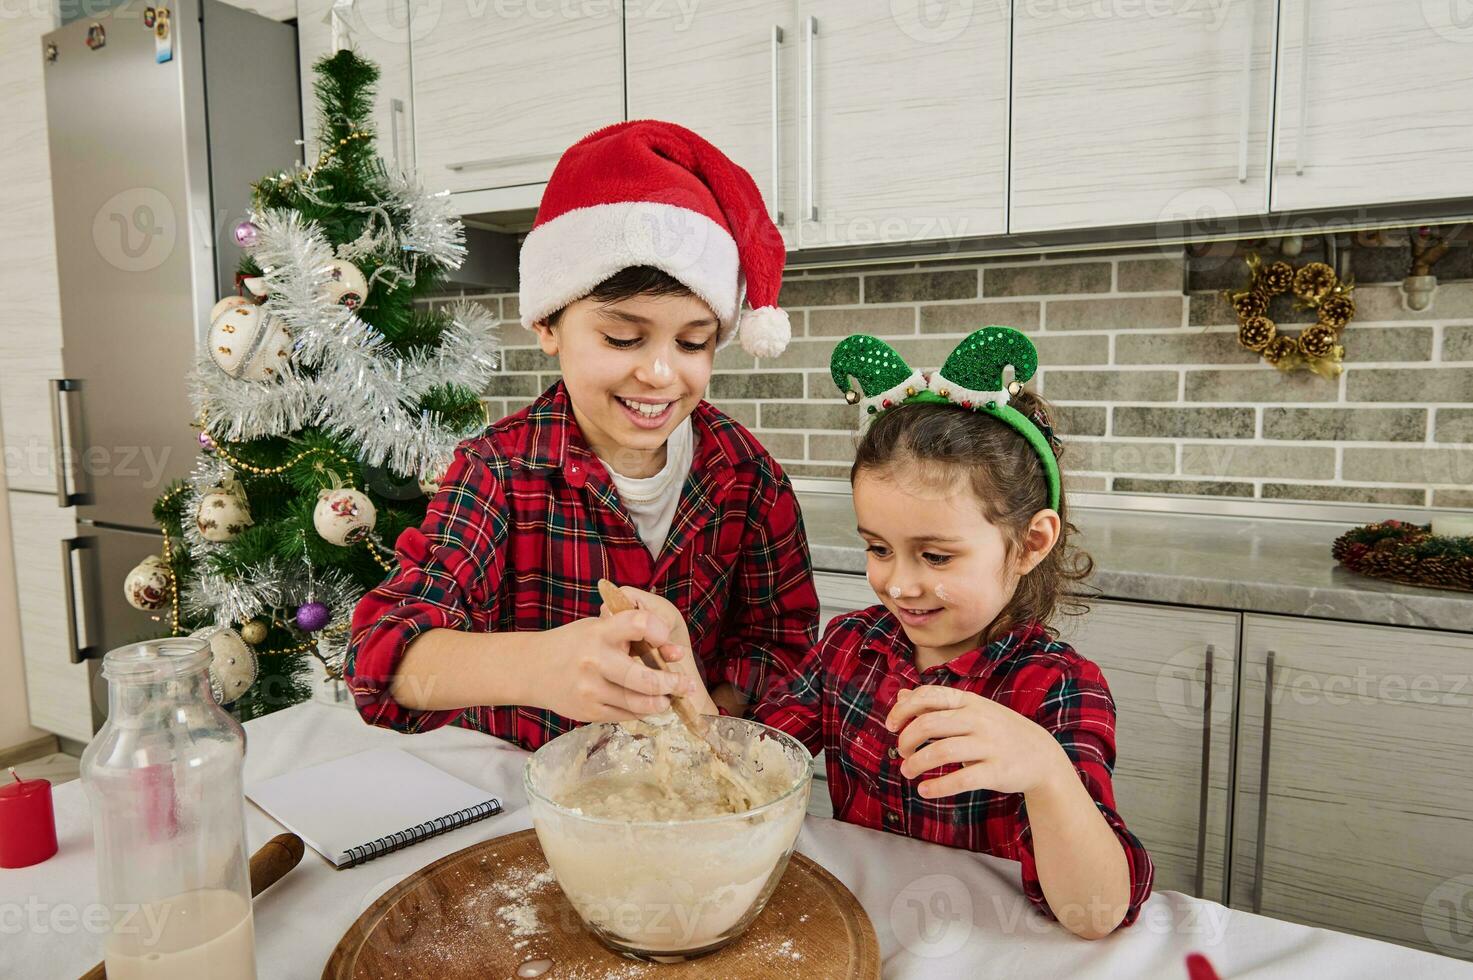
left=196, top=487, right=253, bottom=542
left=314, top=487, right=376, bottom=546
left=192, top=625, right=258, bottom=704
left=123, top=555, right=172, bottom=611
left=242, top=275, right=270, bottom=298
left=209, top=295, right=252, bottom=325
left=418, top=459, right=451, bottom=497
left=207, top=303, right=293, bottom=381
left=322, top=259, right=368, bottom=310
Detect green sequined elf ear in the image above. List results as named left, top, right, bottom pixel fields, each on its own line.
left=931, top=327, right=1060, bottom=512
left=830, top=335, right=946, bottom=415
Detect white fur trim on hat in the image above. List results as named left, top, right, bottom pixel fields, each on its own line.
left=518, top=201, right=741, bottom=334
left=738, top=306, right=791, bottom=359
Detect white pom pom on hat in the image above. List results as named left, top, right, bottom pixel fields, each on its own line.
left=518, top=120, right=791, bottom=359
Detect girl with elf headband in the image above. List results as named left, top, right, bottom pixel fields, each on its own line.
left=625, top=327, right=1155, bottom=939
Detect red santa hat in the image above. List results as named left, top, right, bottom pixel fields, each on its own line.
left=518, top=120, right=791, bottom=358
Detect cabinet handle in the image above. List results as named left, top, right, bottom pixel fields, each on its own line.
left=1194, top=643, right=1215, bottom=898
left=445, top=151, right=561, bottom=173
left=390, top=98, right=406, bottom=168
left=59, top=536, right=88, bottom=664
left=49, top=379, right=80, bottom=508
left=1236, top=0, right=1256, bottom=183
left=1252, top=649, right=1276, bottom=914
left=770, top=24, right=785, bottom=227
left=804, top=15, right=818, bottom=223
left=1294, top=0, right=1311, bottom=175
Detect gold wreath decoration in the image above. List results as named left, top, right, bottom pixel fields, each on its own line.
left=1228, top=253, right=1357, bottom=379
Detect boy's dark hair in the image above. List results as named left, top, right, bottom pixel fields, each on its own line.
left=851, top=391, right=1093, bottom=638
left=544, top=265, right=693, bottom=326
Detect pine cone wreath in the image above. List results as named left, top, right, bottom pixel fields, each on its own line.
left=1237, top=315, right=1277, bottom=352
left=1293, top=262, right=1337, bottom=303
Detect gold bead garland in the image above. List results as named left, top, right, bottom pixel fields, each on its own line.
left=265, top=130, right=373, bottom=188
left=1229, top=252, right=1358, bottom=379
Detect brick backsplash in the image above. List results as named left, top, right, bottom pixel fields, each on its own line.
left=446, top=241, right=1473, bottom=509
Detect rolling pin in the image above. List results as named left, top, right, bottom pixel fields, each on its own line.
left=79, top=832, right=305, bottom=980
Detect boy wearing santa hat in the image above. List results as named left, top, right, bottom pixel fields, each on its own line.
left=344, top=120, right=818, bottom=749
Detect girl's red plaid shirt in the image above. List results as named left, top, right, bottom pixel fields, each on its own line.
left=344, top=381, right=820, bottom=749
left=753, top=607, right=1156, bottom=926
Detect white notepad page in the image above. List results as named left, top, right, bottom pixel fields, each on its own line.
left=246, top=747, right=500, bottom=867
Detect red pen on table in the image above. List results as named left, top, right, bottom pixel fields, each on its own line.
left=0, top=766, right=59, bottom=868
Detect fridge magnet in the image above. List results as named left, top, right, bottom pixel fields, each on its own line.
left=155, top=7, right=172, bottom=64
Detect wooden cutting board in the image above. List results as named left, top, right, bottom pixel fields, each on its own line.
left=324, top=829, right=879, bottom=979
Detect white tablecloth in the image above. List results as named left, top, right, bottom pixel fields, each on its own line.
left=4, top=701, right=1470, bottom=979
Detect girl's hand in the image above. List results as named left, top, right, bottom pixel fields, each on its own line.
left=598, top=586, right=718, bottom=716
left=884, top=686, right=1075, bottom=800
left=536, top=612, right=699, bottom=723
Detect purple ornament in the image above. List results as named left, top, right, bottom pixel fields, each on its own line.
left=295, top=601, right=331, bottom=632
left=233, top=220, right=260, bottom=249
left=198, top=431, right=216, bottom=453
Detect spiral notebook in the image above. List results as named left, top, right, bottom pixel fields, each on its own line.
left=246, top=747, right=503, bottom=869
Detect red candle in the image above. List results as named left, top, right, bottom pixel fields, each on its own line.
left=0, top=767, right=58, bottom=868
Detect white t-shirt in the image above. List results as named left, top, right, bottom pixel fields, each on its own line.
left=603, top=417, right=694, bottom=558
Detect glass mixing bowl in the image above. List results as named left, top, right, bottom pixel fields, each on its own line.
left=524, top=716, right=812, bottom=961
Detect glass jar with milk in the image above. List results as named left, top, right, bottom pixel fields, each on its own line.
left=81, top=637, right=256, bottom=980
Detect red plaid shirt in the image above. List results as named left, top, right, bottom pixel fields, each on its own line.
left=345, top=381, right=819, bottom=750
left=754, top=605, right=1154, bottom=926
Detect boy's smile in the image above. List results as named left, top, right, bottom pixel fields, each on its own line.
left=534, top=292, right=719, bottom=477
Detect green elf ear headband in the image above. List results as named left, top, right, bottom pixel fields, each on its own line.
left=830, top=326, right=1062, bottom=512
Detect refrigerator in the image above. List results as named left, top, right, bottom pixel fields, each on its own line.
left=41, top=0, right=302, bottom=725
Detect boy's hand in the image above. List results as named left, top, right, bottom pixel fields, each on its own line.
left=536, top=611, right=699, bottom=723
left=884, top=686, right=1075, bottom=800
left=598, top=586, right=719, bottom=716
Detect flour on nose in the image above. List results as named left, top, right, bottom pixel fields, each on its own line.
left=651, top=357, right=673, bottom=381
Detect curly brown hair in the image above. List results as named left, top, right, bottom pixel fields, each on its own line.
left=850, top=391, right=1093, bottom=638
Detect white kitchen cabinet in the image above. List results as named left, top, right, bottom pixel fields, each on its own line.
left=1272, top=0, right=1473, bottom=212
left=411, top=0, right=623, bottom=194
left=625, top=0, right=798, bottom=248
left=1230, top=614, right=1473, bottom=957
left=297, top=0, right=416, bottom=168
left=7, top=492, right=95, bottom=743
left=795, top=1, right=1009, bottom=248
left=1010, top=0, right=1275, bottom=234
left=1058, top=599, right=1239, bottom=901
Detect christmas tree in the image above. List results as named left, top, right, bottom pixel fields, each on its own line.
left=124, top=50, right=499, bottom=719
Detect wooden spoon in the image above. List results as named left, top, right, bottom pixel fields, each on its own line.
left=596, top=579, right=764, bottom=808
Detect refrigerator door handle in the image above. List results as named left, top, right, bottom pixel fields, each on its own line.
left=60, top=535, right=91, bottom=664
left=49, top=379, right=81, bottom=507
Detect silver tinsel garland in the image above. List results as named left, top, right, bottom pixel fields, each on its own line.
left=172, top=167, right=498, bottom=676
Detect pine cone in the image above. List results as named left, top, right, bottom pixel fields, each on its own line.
left=1237, top=315, right=1276, bottom=352
left=1232, top=289, right=1269, bottom=320
left=1293, top=262, right=1337, bottom=303
left=1261, top=261, right=1294, bottom=296
left=1318, top=294, right=1356, bottom=330
left=1299, top=323, right=1338, bottom=359
left=1263, top=335, right=1298, bottom=364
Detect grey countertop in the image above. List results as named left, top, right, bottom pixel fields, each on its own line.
left=796, top=489, right=1473, bottom=634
